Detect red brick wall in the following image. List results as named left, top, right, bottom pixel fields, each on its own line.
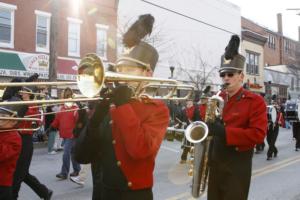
left=242, top=17, right=281, bottom=66
left=242, top=17, right=300, bottom=67
left=0, top=0, right=117, bottom=61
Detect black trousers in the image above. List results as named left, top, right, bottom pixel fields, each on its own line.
left=293, top=122, right=300, bottom=149
left=0, top=186, right=12, bottom=200
left=207, top=149, right=253, bottom=200
left=102, top=187, right=153, bottom=200
left=267, top=125, right=279, bottom=158
left=12, top=135, right=49, bottom=199
left=91, top=161, right=103, bottom=200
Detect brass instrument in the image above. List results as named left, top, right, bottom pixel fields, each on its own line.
left=0, top=117, right=42, bottom=132
left=184, top=89, right=224, bottom=198
left=0, top=54, right=195, bottom=106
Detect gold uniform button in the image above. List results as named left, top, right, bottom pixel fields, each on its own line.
left=112, top=140, right=116, bottom=144
left=223, top=122, right=226, bottom=126
left=128, top=182, right=132, bottom=187
left=117, top=161, right=121, bottom=166
left=235, top=147, right=239, bottom=151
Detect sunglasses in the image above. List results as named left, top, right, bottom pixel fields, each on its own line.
left=219, top=72, right=240, bottom=78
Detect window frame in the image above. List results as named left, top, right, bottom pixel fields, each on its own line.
left=67, top=17, right=82, bottom=57
left=0, top=2, right=17, bottom=48
left=35, top=10, right=51, bottom=53
left=245, top=51, right=260, bottom=76
left=95, top=24, right=109, bottom=60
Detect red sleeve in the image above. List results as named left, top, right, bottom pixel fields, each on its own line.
left=0, top=135, right=21, bottom=162
left=226, top=96, right=267, bottom=146
left=111, top=103, right=170, bottom=160
left=51, top=113, right=60, bottom=129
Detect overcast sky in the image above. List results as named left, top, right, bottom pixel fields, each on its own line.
left=226, top=0, right=300, bottom=41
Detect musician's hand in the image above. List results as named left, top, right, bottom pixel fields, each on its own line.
left=111, top=85, right=133, bottom=107
left=207, top=118, right=226, bottom=140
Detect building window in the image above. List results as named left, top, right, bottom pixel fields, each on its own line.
left=96, top=24, right=109, bottom=60
left=246, top=51, right=259, bottom=75
left=67, top=17, right=82, bottom=57
left=35, top=10, right=51, bottom=53
left=0, top=3, right=17, bottom=48
left=284, top=39, right=292, bottom=55
left=267, top=34, right=276, bottom=49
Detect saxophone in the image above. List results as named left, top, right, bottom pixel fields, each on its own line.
left=184, top=87, right=225, bottom=198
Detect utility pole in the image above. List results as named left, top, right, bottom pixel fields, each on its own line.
left=49, top=0, right=59, bottom=82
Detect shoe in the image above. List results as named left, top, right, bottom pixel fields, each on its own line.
left=43, top=189, right=53, bottom=200
left=70, top=171, right=79, bottom=177
left=179, top=160, right=187, bottom=164
left=48, top=151, right=57, bottom=155
left=70, top=176, right=85, bottom=186
left=266, top=157, right=272, bottom=161
left=296, top=148, right=299, bottom=151
left=56, top=173, right=67, bottom=180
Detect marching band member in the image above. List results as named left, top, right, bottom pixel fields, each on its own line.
left=0, top=106, right=22, bottom=200
left=74, top=14, right=169, bottom=200
left=206, top=35, right=267, bottom=200
left=180, top=99, right=200, bottom=163
left=266, top=102, right=283, bottom=160
left=292, top=121, right=300, bottom=151
left=198, top=94, right=208, bottom=121
left=12, top=85, right=53, bottom=200
left=47, top=87, right=81, bottom=180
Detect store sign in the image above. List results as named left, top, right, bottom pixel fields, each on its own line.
left=18, top=53, right=49, bottom=78
left=0, top=69, right=49, bottom=79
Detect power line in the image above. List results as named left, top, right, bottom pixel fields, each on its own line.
left=140, top=0, right=237, bottom=35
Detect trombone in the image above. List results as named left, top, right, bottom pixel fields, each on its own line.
left=0, top=54, right=195, bottom=106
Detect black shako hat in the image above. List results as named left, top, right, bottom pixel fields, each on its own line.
left=219, top=35, right=245, bottom=73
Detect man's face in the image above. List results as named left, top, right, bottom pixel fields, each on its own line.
left=186, top=100, right=193, bottom=108
left=0, top=114, right=18, bottom=129
left=219, top=70, right=244, bottom=92
left=201, top=98, right=208, bottom=104
left=20, top=92, right=30, bottom=101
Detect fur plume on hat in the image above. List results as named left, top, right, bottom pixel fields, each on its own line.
left=122, top=14, right=155, bottom=48
left=224, top=35, right=240, bottom=60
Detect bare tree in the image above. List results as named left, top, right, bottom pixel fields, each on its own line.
left=173, top=46, right=218, bottom=95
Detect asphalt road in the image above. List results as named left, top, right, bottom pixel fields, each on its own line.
left=19, top=127, right=300, bottom=200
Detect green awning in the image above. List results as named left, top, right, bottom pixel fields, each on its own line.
left=0, top=52, right=26, bottom=71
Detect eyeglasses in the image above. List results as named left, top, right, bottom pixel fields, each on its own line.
left=219, top=72, right=235, bottom=78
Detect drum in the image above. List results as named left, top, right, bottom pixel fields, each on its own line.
left=267, top=105, right=277, bottom=123
left=285, top=102, right=300, bottom=122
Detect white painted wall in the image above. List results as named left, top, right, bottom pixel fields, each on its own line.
left=118, top=0, right=241, bottom=88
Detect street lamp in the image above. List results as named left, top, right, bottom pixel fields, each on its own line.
left=169, top=66, right=175, bottom=79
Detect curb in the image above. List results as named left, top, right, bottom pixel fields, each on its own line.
left=33, top=142, right=48, bottom=149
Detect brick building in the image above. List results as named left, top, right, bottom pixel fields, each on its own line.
left=241, top=29, right=267, bottom=94
left=0, top=0, right=118, bottom=82
left=242, top=14, right=300, bottom=102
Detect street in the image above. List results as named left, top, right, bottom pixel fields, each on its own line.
left=20, top=127, right=300, bottom=200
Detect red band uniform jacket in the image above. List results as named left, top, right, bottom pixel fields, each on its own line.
left=220, top=88, right=267, bottom=152
left=92, top=99, right=169, bottom=190
left=0, top=131, right=22, bottom=186
left=51, top=104, right=78, bottom=139
left=18, top=106, right=40, bottom=135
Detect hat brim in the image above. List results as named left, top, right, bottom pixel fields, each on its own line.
left=219, top=67, right=242, bottom=73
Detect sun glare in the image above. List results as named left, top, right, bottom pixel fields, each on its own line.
left=71, top=0, right=82, bottom=16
